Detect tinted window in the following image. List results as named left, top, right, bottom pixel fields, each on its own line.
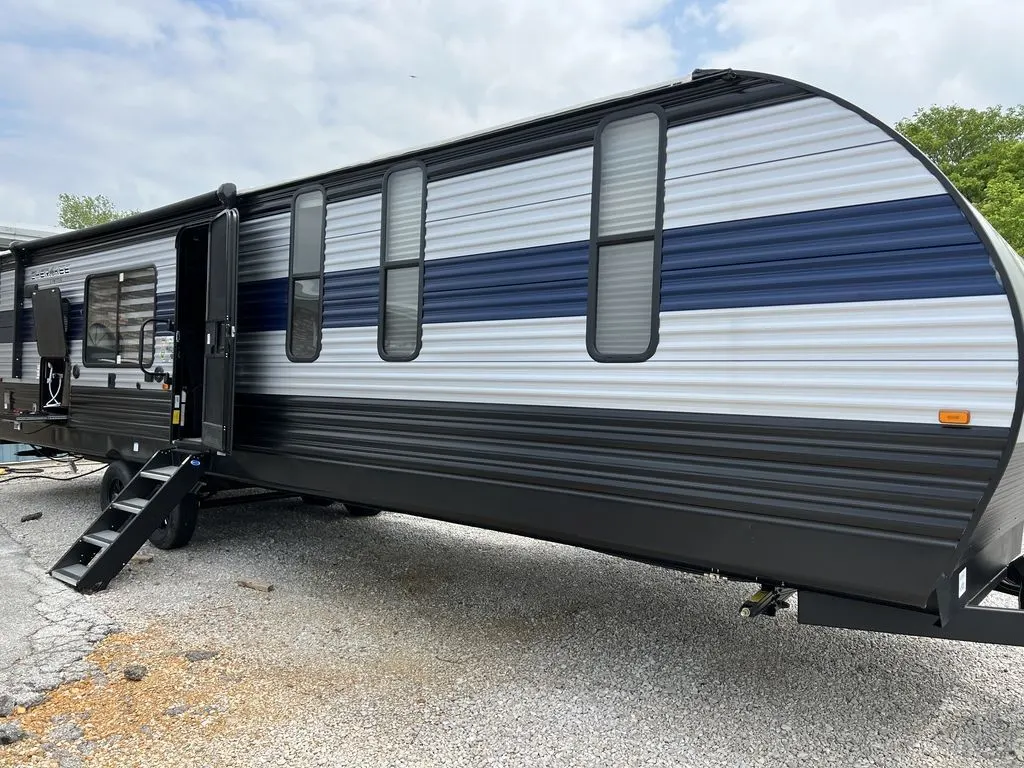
left=83, top=266, right=157, bottom=366
left=588, top=111, right=665, bottom=362
left=287, top=189, right=326, bottom=361
left=292, top=190, right=325, bottom=275
left=379, top=165, right=425, bottom=361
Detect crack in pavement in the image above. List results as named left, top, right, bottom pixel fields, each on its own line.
left=0, top=522, right=117, bottom=709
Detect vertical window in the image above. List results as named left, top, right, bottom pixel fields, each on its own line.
left=379, top=164, right=425, bottom=361
left=587, top=110, right=666, bottom=362
left=83, top=266, right=157, bottom=366
left=287, top=188, right=326, bottom=362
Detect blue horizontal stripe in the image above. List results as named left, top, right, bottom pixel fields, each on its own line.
left=238, top=278, right=287, bottom=333
left=21, top=194, right=1005, bottom=347
left=660, top=194, right=1002, bottom=311
left=423, top=242, right=589, bottom=324
left=324, top=268, right=378, bottom=328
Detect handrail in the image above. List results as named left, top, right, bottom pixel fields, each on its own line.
left=137, top=317, right=171, bottom=378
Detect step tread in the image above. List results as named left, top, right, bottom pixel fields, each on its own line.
left=51, top=563, right=87, bottom=586
left=140, top=465, right=177, bottom=482
left=82, top=529, right=119, bottom=548
left=111, top=497, right=148, bottom=513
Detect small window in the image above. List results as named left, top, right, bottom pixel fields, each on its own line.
left=379, top=165, right=425, bottom=361
left=287, top=188, right=326, bottom=362
left=83, top=266, right=157, bottom=366
left=588, top=110, right=666, bottom=362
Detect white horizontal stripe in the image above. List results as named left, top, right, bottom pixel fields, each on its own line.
left=425, top=149, right=592, bottom=261
left=425, top=195, right=591, bottom=261
left=426, top=148, right=592, bottom=222
left=663, top=140, right=945, bottom=230
left=665, top=97, right=889, bottom=181
left=325, top=194, right=381, bottom=273
left=235, top=295, right=1017, bottom=426
left=413, top=295, right=1018, bottom=363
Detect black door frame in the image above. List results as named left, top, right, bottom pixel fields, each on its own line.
left=200, top=208, right=240, bottom=454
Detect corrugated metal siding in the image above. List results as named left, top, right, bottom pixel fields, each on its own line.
left=666, top=97, right=888, bottom=178
left=68, top=386, right=170, bottom=440
left=324, top=194, right=381, bottom=273
left=236, top=193, right=1001, bottom=331
left=968, top=444, right=1024, bottom=561
left=233, top=310, right=1017, bottom=426
left=324, top=268, right=377, bottom=328
left=423, top=242, right=588, bottom=324
left=238, top=212, right=289, bottom=283
left=663, top=141, right=944, bottom=230
left=661, top=195, right=1003, bottom=311
left=374, top=297, right=1016, bottom=363
left=425, top=148, right=592, bottom=262
left=235, top=396, right=1003, bottom=540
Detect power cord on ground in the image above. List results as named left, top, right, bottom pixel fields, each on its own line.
left=0, top=462, right=105, bottom=485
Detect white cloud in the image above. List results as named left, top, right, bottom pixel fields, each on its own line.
left=0, top=0, right=1020, bottom=227
left=0, top=0, right=678, bottom=224
left=697, top=0, right=1024, bottom=123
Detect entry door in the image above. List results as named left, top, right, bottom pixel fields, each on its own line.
left=201, top=208, right=240, bottom=453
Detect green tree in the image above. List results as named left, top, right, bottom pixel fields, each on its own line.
left=57, top=193, right=139, bottom=230
left=896, top=105, right=1024, bottom=252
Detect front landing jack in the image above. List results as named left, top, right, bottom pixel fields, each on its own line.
left=740, top=585, right=796, bottom=618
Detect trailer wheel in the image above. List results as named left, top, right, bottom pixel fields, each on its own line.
left=148, top=494, right=199, bottom=550
left=344, top=503, right=382, bottom=517
left=99, top=460, right=137, bottom=510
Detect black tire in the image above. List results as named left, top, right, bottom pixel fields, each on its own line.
left=99, top=460, right=137, bottom=510
left=148, top=493, right=199, bottom=550
left=301, top=495, right=335, bottom=507
left=344, top=502, right=382, bottom=517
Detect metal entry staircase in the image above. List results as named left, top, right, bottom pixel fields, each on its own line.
left=49, top=449, right=210, bottom=592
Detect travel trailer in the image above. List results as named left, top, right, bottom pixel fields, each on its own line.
left=3, top=69, right=1023, bottom=647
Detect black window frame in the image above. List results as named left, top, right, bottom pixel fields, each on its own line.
left=82, top=264, right=158, bottom=368
left=586, top=105, right=667, bottom=364
left=286, top=185, right=327, bottom=363
left=377, top=161, right=427, bottom=362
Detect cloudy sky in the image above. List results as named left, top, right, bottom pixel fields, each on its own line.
left=1, top=0, right=1021, bottom=226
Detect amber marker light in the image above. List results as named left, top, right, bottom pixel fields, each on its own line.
left=938, top=410, right=971, bottom=425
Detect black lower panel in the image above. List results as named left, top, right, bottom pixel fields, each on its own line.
left=965, top=441, right=1024, bottom=558
left=0, top=384, right=171, bottom=462
left=68, top=387, right=170, bottom=441
left=955, top=439, right=1024, bottom=603
left=230, top=395, right=1009, bottom=608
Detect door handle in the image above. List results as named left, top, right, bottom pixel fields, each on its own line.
left=207, top=321, right=228, bottom=354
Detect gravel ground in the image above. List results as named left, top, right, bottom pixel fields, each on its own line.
left=2, top=460, right=1024, bottom=767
